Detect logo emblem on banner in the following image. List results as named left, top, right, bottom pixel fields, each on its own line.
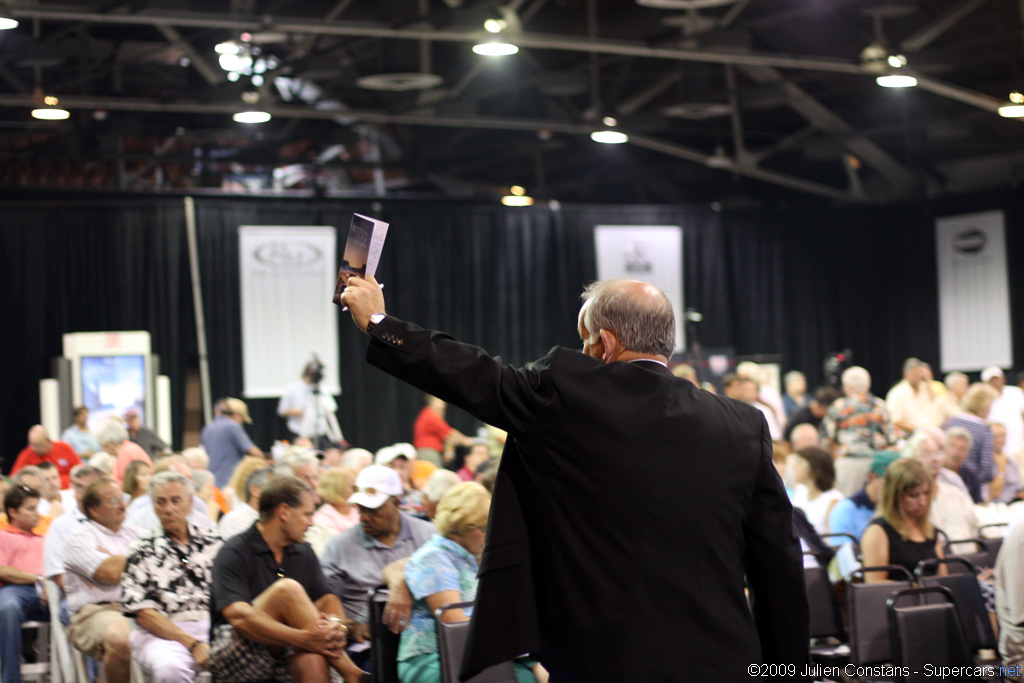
left=254, top=241, right=323, bottom=269
left=953, top=229, right=986, bottom=254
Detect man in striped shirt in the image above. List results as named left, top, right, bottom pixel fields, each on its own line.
left=0, top=484, right=48, bottom=683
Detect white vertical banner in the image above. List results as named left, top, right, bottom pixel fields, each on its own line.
left=594, top=226, right=685, bottom=352
left=239, top=226, right=341, bottom=398
left=936, top=210, right=1012, bottom=371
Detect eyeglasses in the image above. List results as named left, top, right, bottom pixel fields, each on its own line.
left=101, top=497, right=124, bottom=506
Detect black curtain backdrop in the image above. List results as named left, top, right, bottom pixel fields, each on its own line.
left=3, top=188, right=1024, bottom=467
left=0, top=198, right=193, bottom=469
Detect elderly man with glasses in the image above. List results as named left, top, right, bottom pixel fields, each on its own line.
left=121, top=470, right=223, bottom=682
left=63, top=477, right=140, bottom=683
left=320, top=465, right=433, bottom=670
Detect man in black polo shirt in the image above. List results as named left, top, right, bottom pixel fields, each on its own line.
left=209, top=476, right=367, bottom=683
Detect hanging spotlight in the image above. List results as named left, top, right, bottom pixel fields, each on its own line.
left=31, top=95, right=70, bottom=120
left=875, top=53, right=917, bottom=88
left=0, top=2, right=18, bottom=30
left=501, top=185, right=534, bottom=206
left=591, top=117, right=628, bottom=144
left=234, top=91, right=271, bottom=123
left=473, top=6, right=520, bottom=56
left=999, top=92, right=1024, bottom=118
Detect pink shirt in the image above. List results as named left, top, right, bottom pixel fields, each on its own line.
left=113, top=441, right=152, bottom=485
left=313, top=503, right=360, bottom=536
left=0, top=526, right=45, bottom=585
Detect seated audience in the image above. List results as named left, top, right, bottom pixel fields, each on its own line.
left=321, top=466, right=433, bottom=668
left=121, top=471, right=223, bottom=683
left=125, top=408, right=169, bottom=460
left=64, top=477, right=141, bottom=683
left=995, top=520, right=1024, bottom=678
left=398, top=482, right=547, bottom=683
left=789, top=423, right=820, bottom=452
left=782, top=370, right=807, bottom=419
left=670, top=363, right=698, bottom=386
left=36, top=461, right=65, bottom=518
left=44, top=465, right=101, bottom=590
left=421, top=470, right=462, bottom=521
left=912, top=430, right=980, bottom=546
left=0, top=484, right=48, bottom=683
left=122, top=459, right=153, bottom=505
left=457, top=442, right=490, bottom=482
left=988, top=422, right=1023, bottom=503
left=783, top=386, right=841, bottom=443
left=340, top=448, right=374, bottom=473
left=789, top=447, right=844, bottom=535
left=376, top=444, right=422, bottom=515
left=944, top=371, right=969, bottom=409
left=314, top=467, right=360, bottom=535
left=223, top=454, right=272, bottom=512
left=219, top=467, right=272, bottom=539
left=125, top=455, right=215, bottom=532
left=193, top=469, right=222, bottom=523
left=828, top=450, right=900, bottom=542
left=275, top=450, right=332, bottom=554
left=724, top=374, right=781, bottom=440
left=737, top=361, right=786, bottom=432
left=940, top=427, right=980, bottom=500
left=1, top=469, right=53, bottom=535
left=208, top=476, right=365, bottom=683
left=411, top=460, right=438, bottom=493
left=861, top=458, right=944, bottom=582
left=10, top=425, right=82, bottom=489
left=413, top=396, right=474, bottom=467
left=62, top=406, right=100, bottom=458
left=886, top=357, right=943, bottom=434
left=822, top=366, right=896, bottom=496
left=946, top=383, right=999, bottom=502
left=95, top=418, right=152, bottom=486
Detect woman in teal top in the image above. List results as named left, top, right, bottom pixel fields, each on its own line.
left=398, top=482, right=546, bottom=683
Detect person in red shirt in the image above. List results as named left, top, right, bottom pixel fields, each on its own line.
left=412, top=395, right=473, bottom=467
left=0, top=483, right=49, bottom=683
left=10, top=425, right=82, bottom=489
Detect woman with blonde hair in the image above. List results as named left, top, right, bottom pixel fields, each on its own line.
left=223, top=455, right=271, bottom=512
left=313, top=467, right=359, bottom=534
left=861, top=458, right=944, bottom=582
left=398, top=482, right=547, bottom=683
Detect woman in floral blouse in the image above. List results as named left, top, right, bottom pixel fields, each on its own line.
left=398, top=482, right=547, bottom=683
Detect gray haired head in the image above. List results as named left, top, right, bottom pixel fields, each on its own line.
left=579, top=279, right=675, bottom=358
left=149, top=470, right=192, bottom=496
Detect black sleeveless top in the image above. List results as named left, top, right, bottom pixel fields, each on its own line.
left=869, top=518, right=938, bottom=580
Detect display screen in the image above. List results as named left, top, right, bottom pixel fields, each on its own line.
left=81, top=355, right=146, bottom=430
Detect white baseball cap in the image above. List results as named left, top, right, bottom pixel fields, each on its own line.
left=981, top=366, right=1004, bottom=382
left=348, top=465, right=403, bottom=509
left=375, top=442, right=416, bottom=466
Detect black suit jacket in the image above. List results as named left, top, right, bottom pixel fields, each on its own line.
left=367, top=316, right=809, bottom=682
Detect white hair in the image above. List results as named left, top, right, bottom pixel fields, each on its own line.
left=94, top=419, right=128, bottom=447
left=841, top=366, right=871, bottom=393
left=181, top=447, right=209, bottom=470
left=340, top=448, right=373, bottom=470
left=945, top=426, right=974, bottom=450
left=423, top=469, right=462, bottom=502
left=274, top=449, right=318, bottom=477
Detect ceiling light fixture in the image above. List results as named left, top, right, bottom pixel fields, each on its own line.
left=31, top=95, right=70, bottom=120
left=591, top=117, right=628, bottom=144
left=234, top=91, right=271, bottom=123
left=501, top=185, right=534, bottom=206
left=876, top=72, right=917, bottom=88
left=998, top=93, right=1024, bottom=117
left=473, top=6, right=520, bottom=56
left=0, top=2, right=18, bottom=30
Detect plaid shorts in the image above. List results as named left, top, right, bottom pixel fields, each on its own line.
left=208, top=623, right=292, bottom=682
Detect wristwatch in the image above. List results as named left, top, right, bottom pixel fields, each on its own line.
left=366, top=312, right=386, bottom=334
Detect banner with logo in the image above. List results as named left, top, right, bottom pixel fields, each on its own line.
left=239, top=226, right=341, bottom=397
left=594, top=226, right=685, bottom=352
left=936, top=210, right=1012, bottom=371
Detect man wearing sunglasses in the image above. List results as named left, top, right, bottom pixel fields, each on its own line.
left=340, top=275, right=809, bottom=683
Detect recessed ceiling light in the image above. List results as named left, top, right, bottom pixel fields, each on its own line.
left=473, top=41, right=519, bottom=56
left=591, top=130, right=628, bottom=144
left=233, top=111, right=272, bottom=123
left=876, top=74, right=917, bottom=88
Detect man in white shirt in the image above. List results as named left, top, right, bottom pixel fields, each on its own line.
left=912, top=432, right=980, bottom=546
left=278, top=361, right=343, bottom=446
left=63, top=477, right=141, bottom=683
left=985, top=366, right=1024, bottom=456
left=218, top=467, right=272, bottom=539
left=44, top=465, right=101, bottom=591
left=995, top=521, right=1024, bottom=678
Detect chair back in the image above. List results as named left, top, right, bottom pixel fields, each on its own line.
left=847, top=566, right=914, bottom=667
left=976, top=536, right=1004, bottom=568
left=804, top=566, right=844, bottom=640
left=915, top=558, right=996, bottom=652
left=886, top=586, right=973, bottom=682
left=369, top=586, right=400, bottom=683
left=435, top=602, right=517, bottom=683
left=944, top=539, right=990, bottom=571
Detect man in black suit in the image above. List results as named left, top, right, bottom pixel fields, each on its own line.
left=341, top=276, right=808, bottom=682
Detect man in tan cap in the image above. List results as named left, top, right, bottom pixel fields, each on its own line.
left=201, top=397, right=264, bottom=488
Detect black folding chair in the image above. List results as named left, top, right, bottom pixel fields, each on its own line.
left=846, top=565, right=914, bottom=673
left=369, top=586, right=400, bottom=683
left=804, top=564, right=850, bottom=663
left=914, top=558, right=998, bottom=658
left=435, top=602, right=517, bottom=683
left=886, top=586, right=980, bottom=682
left=944, top=538, right=991, bottom=572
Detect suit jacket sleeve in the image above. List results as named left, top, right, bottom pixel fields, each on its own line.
left=743, top=417, right=810, bottom=667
